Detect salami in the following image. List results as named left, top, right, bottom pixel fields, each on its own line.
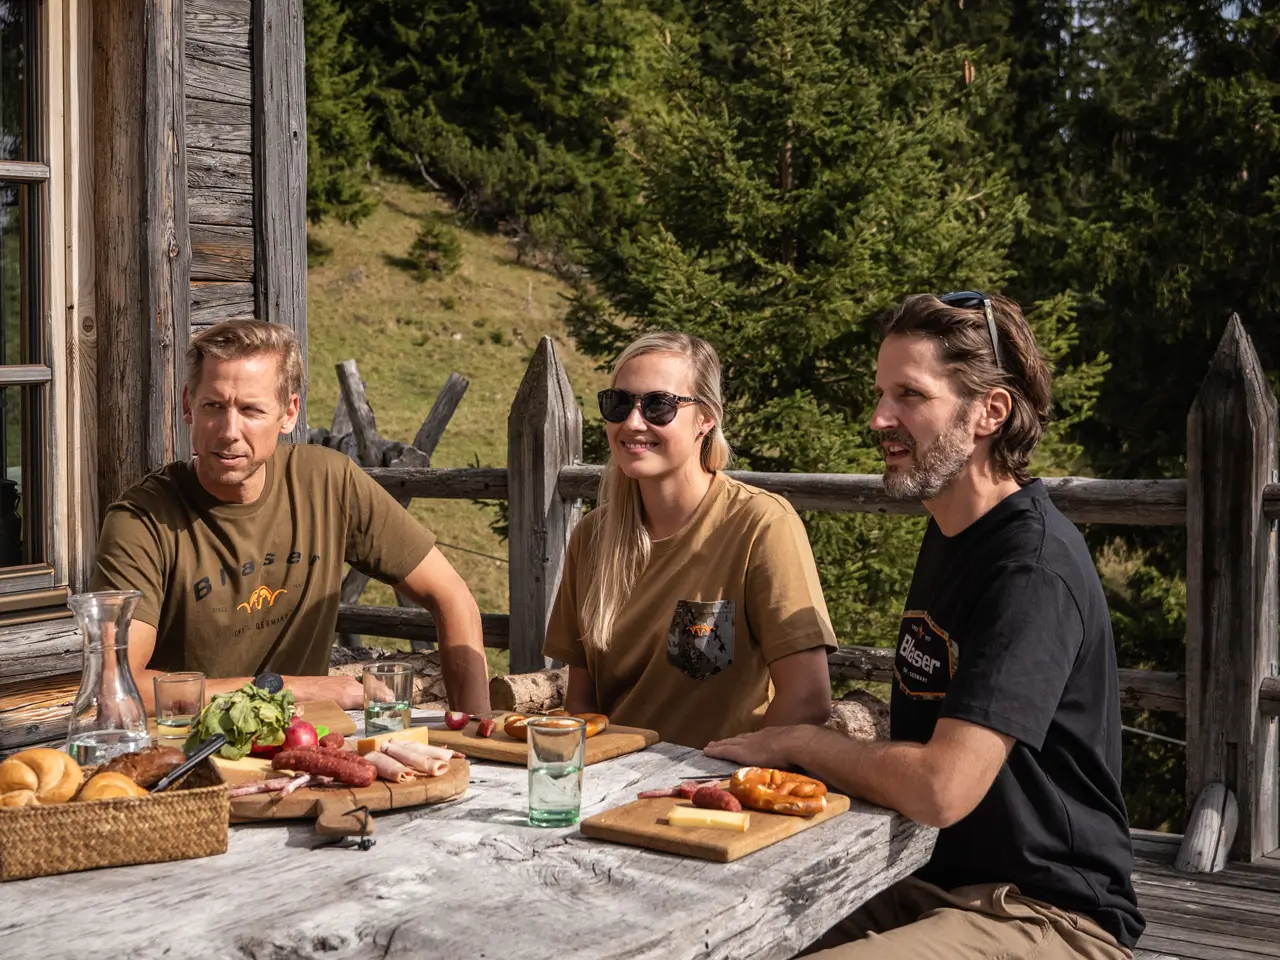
left=272, top=747, right=377, bottom=787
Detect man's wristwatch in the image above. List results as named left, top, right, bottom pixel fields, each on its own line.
left=253, top=671, right=284, bottom=694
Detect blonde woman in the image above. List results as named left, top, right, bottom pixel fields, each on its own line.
left=542, top=332, right=836, bottom=749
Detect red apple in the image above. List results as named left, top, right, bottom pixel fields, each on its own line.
left=282, top=717, right=318, bottom=750
left=444, top=710, right=470, bottom=730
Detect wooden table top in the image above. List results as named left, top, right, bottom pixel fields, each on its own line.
left=1, top=741, right=937, bottom=960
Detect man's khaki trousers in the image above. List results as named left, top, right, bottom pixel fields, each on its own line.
left=800, top=877, right=1134, bottom=960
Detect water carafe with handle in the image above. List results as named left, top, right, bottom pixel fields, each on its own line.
left=66, top=590, right=151, bottom=765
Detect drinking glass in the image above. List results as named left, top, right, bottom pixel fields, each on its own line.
left=527, top=716, right=586, bottom=827
left=363, top=662, right=413, bottom=734
left=153, top=671, right=205, bottom=746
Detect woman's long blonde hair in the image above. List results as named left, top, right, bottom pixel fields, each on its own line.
left=581, top=332, right=732, bottom=652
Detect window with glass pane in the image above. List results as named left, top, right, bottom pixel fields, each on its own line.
left=0, top=1, right=48, bottom=586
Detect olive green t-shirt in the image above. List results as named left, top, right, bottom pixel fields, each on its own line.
left=543, top=472, right=837, bottom=748
left=89, top=443, right=436, bottom=678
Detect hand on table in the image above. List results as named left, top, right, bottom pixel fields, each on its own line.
left=291, top=675, right=364, bottom=710
left=704, top=725, right=804, bottom=769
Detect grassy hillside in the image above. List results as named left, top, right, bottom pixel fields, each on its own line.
left=307, top=180, right=609, bottom=671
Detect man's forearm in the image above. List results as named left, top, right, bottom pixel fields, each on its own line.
left=785, top=725, right=947, bottom=826
left=430, top=594, right=491, bottom=715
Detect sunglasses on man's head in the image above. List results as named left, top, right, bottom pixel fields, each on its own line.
left=937, top=290, right=1004, bottom=369
left=597, top=388, right=701, bottom=426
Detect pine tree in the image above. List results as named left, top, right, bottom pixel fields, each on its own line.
left=567, top=0, right=1106, bottom=647
left=304, top=0, right=376, bottom=225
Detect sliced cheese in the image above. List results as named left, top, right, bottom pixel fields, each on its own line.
left=356, top=725, right=431, bottom=755
left=667, top=805, right=750, bottom=832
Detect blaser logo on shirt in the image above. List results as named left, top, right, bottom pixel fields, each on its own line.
left=237, top=586, right=288, bottom=613
left=191, top=550, right=320, bottom=602
left=894, top=610, right=960, bottom=699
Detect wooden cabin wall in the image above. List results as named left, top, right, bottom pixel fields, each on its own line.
left=186, top=0, right=254, bottom=327
left=91, top=0, right=308, bottom=509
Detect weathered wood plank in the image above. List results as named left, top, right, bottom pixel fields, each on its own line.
left=184, top=98, right=251, bottom=153
left=186, top=36, right=251, bottom=75
left=558, top=466, right=1188, bottom=526
left=0, top=618, right=82, bottom=682
left=364, top=466, right=510, bottom=500
left=186, top=146, right=252, bottom=193
left=415, top=372, right=469, bottom=457
left=0, top=744, right=936, bottom=960
left=336, top=604, right=511, bottom=649
left=93, top=0, right=149, bottom=506
left=254, top=0, right=309, bottom=442
left=508, top=338, right=584, bottom=674
left=0, top=674, right=78, bottom=751
left=183, top=46, right=250, bottom=105
left=1176, top=783, right=1239, bottom=874
left=190, top=281, right=255, bottom=325
left=185, top=0, right=250, bottom=48
left=1186, top=316, right=1280, bottom=862
left=828, top=646, right=1184, bottom=714
left=335, top=360, right=380, bottom=468
left=190, top=223, right=254, bottom=281
left=187, top=189, right=252, bottom=226
left=145, top=0, right=192, bottom=467
left=1261, top=677, right=1280, bottom=718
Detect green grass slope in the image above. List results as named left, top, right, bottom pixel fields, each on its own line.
left=307, top=181, right=608, bottom=670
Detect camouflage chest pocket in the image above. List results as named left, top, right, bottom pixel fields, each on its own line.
left=666, top=599, right=735, bottom=682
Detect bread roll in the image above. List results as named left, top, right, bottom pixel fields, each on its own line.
left=0, top=789, right=38, bottom=807
left=78, top=771, right=148, bottom=801
left=0, top=748, right=84, bottom=804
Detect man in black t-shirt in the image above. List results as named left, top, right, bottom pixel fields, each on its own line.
left=707, top=292, right=1144, bottom=959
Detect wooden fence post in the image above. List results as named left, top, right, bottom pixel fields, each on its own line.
left=508, top=338, right=583, bottom=674
left=1186, top=315, right=1280, bottom=862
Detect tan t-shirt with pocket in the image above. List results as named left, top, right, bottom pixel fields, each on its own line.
left=543, top=472, right=837, bottom=748
left=89, top=443, right=436, bottom=679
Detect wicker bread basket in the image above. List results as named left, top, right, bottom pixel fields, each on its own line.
left=0, top=758, right=229, bottom=881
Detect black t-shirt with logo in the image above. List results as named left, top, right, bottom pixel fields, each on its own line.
left=891, top=480, right=1144, bottom=947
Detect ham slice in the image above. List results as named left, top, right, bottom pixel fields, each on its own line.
left=365, top=751, right=414, bottom=783
left=383, top=741, right=450, bottom=777
left=384, top=740, right=455, bottom=763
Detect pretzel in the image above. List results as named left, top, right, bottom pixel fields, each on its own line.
left=727, top=767, right=828, bottom=817
left=503, top=712, right=609, bottom=741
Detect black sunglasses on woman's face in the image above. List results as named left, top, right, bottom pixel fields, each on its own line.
left=598, top=388, right=700, bottom=426
left=938, top=290, right=1004, bottom=369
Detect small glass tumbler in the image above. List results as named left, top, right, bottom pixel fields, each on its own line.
left=363, top=662, right=414, bottom=734
left=153, top=671, right=205, bottom=746
left=527, top=716, right=586, bottom=827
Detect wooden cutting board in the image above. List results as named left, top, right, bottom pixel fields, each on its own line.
left=424, top=712, right=659, bottom=766
left=227, top=757, right=469, bottom=836
left=579, top=788, right=851, bottom=862
left=148, top=698, right=356, bottom=741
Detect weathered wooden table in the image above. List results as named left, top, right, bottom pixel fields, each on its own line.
left=2, top=742, right=937, bottom=960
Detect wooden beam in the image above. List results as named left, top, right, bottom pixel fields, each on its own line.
left=1186, top=315, right=1280, bottom=862
left=414, top=373, right=469, bottom=458
left=334, top=360, right=379, bottom=467
left=253, top=0, right=308, bottom=441
left=0, top=161, right=50, bottom=181
left=507, top=338, right=583, bottom=674
left=559, top=466, right=1187, bottom=525
left=335, top=605, right=511, bottom=650
left=363, top=467, right=509, bottom=500
left=0, top=365, right=52, bottom=385
left=144, top=0, right=192, bottom=468
left=93, top=0, right=149, bottom=506
left=1261, top=677, right=1280, bottom=718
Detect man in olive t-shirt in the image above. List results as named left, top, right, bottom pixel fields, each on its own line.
left=90, top=319, right=490, bottom=714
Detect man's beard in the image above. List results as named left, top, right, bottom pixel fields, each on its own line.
left=881, top=409, right=974, bottom=501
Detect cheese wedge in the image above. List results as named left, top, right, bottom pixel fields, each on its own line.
left=210, top=755, right=280, bottom=785
left=356, top=725, right=431, bottom=755
left=667, top=805, right=750, bottom=832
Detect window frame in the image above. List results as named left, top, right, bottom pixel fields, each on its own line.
left=0, top=0, right=76, bottom=615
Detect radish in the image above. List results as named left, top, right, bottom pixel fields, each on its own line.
left=281, top=717, right=318, bottom=750
left=443, top=711, right=470, bottom=730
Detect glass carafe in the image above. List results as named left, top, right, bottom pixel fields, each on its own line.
left=66, top=590, right=150, bottom=765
